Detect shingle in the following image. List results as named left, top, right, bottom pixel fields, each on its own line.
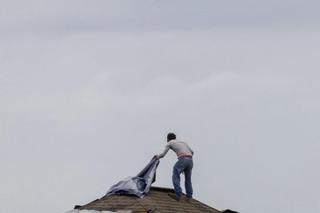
left=76, top=186, right=221, bottom=213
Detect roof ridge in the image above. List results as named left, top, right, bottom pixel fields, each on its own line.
left=150, top=186, right=175, bottom=193
left=74, top=186, right=223, bottom=212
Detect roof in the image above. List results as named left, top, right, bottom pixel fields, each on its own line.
left=75, top=186, right=222, bottom=213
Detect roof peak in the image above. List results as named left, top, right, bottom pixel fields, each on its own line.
left=73, top=185, right=227, bottom=213
left=149, top=186, right=175, bottom=193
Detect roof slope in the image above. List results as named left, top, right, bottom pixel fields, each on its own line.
left=76, top=186, right=221, bottom=213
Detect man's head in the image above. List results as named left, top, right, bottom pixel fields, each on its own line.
left=167, top=133, right=176, bottom=142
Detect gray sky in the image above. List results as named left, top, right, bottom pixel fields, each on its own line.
left=1, top=1, right=320, bottom=213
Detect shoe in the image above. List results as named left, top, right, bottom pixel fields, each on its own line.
left=168, top=193, right=181, bottom=201
left=186, top=197, right=192, bottom=203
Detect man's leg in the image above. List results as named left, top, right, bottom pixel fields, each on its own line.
left=172, top=160, right=184, bottom=198
left=184, top=159, right=193, bottom=198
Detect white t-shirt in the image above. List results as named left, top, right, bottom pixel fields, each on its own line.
left=158, top=139, right=194, bottom=158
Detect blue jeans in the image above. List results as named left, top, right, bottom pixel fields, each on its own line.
left=172, top=157, right=193, bottom=198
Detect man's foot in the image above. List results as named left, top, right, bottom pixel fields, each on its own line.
left=168, top=193, right=181, bottom=201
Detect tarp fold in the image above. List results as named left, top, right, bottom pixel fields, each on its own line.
left=106, top=156, right=160, bottom=198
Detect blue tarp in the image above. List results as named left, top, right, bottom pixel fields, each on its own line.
left=106, top=156, right=160, bottom=198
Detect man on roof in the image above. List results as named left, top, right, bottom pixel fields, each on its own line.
left=156, top=133, right=194, bottom=202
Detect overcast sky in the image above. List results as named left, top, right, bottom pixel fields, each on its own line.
left=1, top=1, right=320, bottom=213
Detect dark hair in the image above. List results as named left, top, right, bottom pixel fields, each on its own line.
left=167, top=133, right=176, bottom=142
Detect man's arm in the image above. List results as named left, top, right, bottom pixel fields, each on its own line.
left=157, top=144, right=170, bottom=159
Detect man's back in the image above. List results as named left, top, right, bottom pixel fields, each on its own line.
left=158, top=139, right=194, bottom=159
left=167, top=140, right=194, bottom=158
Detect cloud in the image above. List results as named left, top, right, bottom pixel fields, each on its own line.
left=1, top=0, right=320, bottom=34
left=0, top=3, right=320, bottom=213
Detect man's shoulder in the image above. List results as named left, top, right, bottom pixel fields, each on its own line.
left=167, top=139, right=178, bottom=146
left=176, top=140, right=188, bottom=145
left=169, top=140, right=189, bottom=146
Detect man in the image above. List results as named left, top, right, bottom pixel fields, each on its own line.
left=156, top=133, right=194, bottom=202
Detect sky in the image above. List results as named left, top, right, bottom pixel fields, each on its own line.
left=1, top=1, right=320, bottom=213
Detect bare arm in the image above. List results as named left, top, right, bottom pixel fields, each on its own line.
left=158, top=144, right=170, bottom=158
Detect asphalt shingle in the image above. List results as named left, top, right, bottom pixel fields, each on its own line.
left=76, top=186, right=221, bottom=213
